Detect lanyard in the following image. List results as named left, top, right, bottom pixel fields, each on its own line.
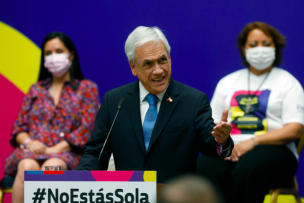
left=245, top=68, right=271, bottom=114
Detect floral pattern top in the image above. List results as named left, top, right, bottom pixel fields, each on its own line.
left=5, top=78, right=100, bottom=176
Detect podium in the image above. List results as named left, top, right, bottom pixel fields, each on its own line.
left=24, top=171, right=157, bottom=203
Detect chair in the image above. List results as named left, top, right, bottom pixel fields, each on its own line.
left=0, top=176, right=14, bottom=203
left=0, top=143, right=14, bottom=203
left=268, top=135, right=304, bottom=203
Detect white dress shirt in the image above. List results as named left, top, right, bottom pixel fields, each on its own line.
left=139, top=82, right=168, bottom=125
left=108, top=82, right=168, bottom=171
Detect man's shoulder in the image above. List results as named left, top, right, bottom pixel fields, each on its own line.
left=173, top=80, right=205, bottom=94
left=106, top=81, right=138, bottom=96
left=172, top=79, right=207, bottom=98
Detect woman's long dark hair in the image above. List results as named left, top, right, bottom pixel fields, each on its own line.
left=38, top=32, right=84, bottom=90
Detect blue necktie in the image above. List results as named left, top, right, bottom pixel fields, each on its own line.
left=143, top=93, right=158, bottom=151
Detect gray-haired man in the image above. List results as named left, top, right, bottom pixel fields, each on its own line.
left=76, top=26, right=233, bottom=183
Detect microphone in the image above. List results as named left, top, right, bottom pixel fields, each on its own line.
left=117, top=98, right=125, bottom=109
left=98, top=98, right=125, bottom=170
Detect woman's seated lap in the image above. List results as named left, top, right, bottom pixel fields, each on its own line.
left=197, top=22, right=304, bottom=203
left=5, top=32, right=100, bottom=203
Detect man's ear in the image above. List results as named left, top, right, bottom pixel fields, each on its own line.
left=129, top=60, right=137, bottom=76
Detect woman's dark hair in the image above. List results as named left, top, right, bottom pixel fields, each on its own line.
left=38, top=32, right=84, bottom=89
left=237, top=22, right=285, bottom=67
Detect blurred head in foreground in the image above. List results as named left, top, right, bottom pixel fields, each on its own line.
left=158, top=175, right=221, bottom=203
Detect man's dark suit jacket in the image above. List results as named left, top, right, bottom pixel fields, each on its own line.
left=76, top=78, right=233, bottom=183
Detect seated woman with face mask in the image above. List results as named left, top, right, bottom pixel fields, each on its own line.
left=197, top=22, right=304, bottom=203
left=4, top=32, right=100, bottom=203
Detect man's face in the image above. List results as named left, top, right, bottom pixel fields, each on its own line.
left=130, top=40, right=171, bottom=95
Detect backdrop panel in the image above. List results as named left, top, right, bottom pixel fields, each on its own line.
left=1, top=0, right=304, bottom=197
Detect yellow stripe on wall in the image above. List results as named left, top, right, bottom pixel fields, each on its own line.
left=0, top=21, right=41, bottom=93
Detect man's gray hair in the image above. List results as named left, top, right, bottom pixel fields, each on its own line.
left=124, top=26, right=171, bottom=63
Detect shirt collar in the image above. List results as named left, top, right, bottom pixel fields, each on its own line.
left=139, top=81, right=168, bottom=103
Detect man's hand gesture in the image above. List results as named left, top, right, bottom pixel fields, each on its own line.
left=211, top=109, right=232, bottom=144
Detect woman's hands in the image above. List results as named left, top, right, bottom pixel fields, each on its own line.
left=26, top=142, right=66, bottom=155
left=17, top=132, right=71, bottom=155
left=25, top=140, right=69, bottom=155
left=225, top=139, right=255, bottom=162
left=26, top=141, right=68, bottom=155
left=26, top=140, right=47, bottom=154
left=45, top=146, right=60, bottom=154
left=45, top=140, right=71, bottom=154
left=225, top=123, right=304, bottom=162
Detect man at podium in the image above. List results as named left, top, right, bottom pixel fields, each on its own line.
left=76, top=26, right=233, bottom=183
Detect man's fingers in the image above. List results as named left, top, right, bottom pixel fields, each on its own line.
left=219, top=122, right=232, bottom=130
left=212, top=131, right=226, bottom=144
left=214, top=126, right=229, bottom=136
left=211, top=131, right=221, bottom=139
left=213, top=128, right=225, bottom=136
left=211, top=131, right=222, bottom=139
left=220, top=108, right=229, bottom=122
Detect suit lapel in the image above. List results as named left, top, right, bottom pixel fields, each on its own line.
left=126, top=81, right=146, bottom=154
left=147, top=79, right=180, bottom=152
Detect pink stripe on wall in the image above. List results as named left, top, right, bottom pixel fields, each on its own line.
left=0, top=74, right=24, bottom=180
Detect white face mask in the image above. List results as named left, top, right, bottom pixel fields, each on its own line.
left=245, top=47, right=275, bottom=70
left=44, top=53, right=71, bottom=78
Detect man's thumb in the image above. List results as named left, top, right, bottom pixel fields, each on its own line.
left=221, top=108, right=229, bottom=122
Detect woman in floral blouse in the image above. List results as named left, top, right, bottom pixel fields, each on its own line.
left=5, top=32, right=100, bottom=203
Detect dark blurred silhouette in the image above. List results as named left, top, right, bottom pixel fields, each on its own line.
left=158, top=175, right=221, bottom=203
